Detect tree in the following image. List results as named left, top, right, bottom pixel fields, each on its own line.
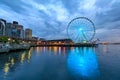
left=0, top=36, right=8, bottom=42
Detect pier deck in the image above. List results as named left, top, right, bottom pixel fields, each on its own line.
left=32, top=43, right=98, bottom=47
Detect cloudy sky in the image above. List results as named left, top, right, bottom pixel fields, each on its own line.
left=0, top=0, right=120, bottom=42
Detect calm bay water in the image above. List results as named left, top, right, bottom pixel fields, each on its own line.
left=0, top=45, right=120, bottom=80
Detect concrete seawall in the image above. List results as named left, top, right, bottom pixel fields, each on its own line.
left=9, top=44, right=30, bottom=51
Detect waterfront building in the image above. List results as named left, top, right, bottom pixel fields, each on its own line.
left=21, top=29, right=25, bottom=39
left=0, top=18, right=33, bottom=42
left=5, top=21, right=25, bottom=38
left=13, top=21, right=18, bottom=24
left=5, top=23, right=17, bottom=38
left=0, top=19, right=6, bottom=36
left=13, top=21, right=24, bottom=38
left=32, top=36, right=38, bottom=41
left=39, top=38, right=46, bottom=41
left=16, top=25, right=24, bottom=38
left=25, top=28, right=32, bottom=39
left=39, top=39, right=73, bottom=45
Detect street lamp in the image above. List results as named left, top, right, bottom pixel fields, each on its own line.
left=8, top=38, right=11, bottom=41
left=22, top=41, right=25, bottom=43
left=13, top=40, right=15, bottom=42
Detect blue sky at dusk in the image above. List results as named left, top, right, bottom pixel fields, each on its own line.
left=0, top=0, right=120, bottom=42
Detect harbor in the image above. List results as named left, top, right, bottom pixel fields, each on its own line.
left=0, top=0, right=120, bottom=79
left=0, top=35, right=98, bottom=53
left=0, top=42, right=98, bottom=53
left=0, top=17, right=99, bottom=53
left=34, top=43, right=98, bottom=47
left=0, top=45, right=120, bottom=80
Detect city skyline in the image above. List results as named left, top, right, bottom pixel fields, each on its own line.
left=0, top=19, right=34, bottom=39
left=0, top=0, right=120, bottom=42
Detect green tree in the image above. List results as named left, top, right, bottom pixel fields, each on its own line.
left=0, top=36, right=8, bottom=42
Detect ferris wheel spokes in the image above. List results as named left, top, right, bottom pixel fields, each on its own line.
left=67, top=17, right=95, bottom=43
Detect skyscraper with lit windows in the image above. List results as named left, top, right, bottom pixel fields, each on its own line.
left=25, top=28, right=32, bottom=39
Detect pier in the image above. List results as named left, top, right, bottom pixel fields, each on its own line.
left=32, top=43, right=98, bottom=47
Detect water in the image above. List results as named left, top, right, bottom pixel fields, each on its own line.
left=0, top=45, right=120, bottom=80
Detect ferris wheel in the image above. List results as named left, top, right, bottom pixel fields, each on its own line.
left=67, top=17, right=95, bottom=43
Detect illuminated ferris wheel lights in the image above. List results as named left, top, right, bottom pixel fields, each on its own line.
left=67, top=17, right=95, bottom=43
left=79, top=28, right=83, bottom=31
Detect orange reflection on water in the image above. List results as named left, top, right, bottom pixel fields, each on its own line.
left=27, top=48, right=33, bottom=61
left=28, top=51, right=31, bottom=61
left=11, top=58, right=14, bottom=66
left=39, top=47, right=42, bottom=51
left=103, top=45, right=107, bottom=53
left=49, top=47, right=52, bottom=52
left=4, top=63, right=9, bottom=75
left=21, top=52, right=25, bottom=63
left=36, top=47, right=40, bottom=53
left=53, top=47, right=58, bottom=55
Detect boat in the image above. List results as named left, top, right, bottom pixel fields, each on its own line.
left=0, top=43, right=10, bottom=53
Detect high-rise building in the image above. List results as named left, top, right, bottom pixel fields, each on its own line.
left=16, top=25, right=24, bottom=38
left=5, top=21, right=25, bottom=38
left=13, top=21, right=18, bottom=24
left=0, top=19, right=32, bottom=39
left=0, top=19, right=6, bottom=36
left=5, top=23, right=17, bottom=38
left=13, top=21, right=20, bottom=38
left=12, top=21, right=24, bottom=38
left=25, top=28, right=32, bottom=39
left=20, top=29, right=25, bottom=39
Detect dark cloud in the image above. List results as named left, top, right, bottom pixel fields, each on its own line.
left=61, top=0, right=81, bottom=13
left=0, top=0, right=27, bottom=13
left=95, top=0, right=113, bottom=8
left=0, top=0, right=119, bottom=42
left=95, top=1, right=120, bottom=29
left=34, top=0, right=54, bottom=4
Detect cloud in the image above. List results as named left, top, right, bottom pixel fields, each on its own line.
left=95, top=0, right=120, bottom=25
left=0, top=0, right=26, bottom=13
left=0, top=0, right=120, bottom=42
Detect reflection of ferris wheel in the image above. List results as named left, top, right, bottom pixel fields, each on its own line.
left=67, top=17, right=95, bottom=43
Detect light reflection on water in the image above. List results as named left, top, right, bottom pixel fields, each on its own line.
left=4, top=62, right=9, bottom=75
left=0, top=45, right=120, bottom=80
left=67, top=47, right=100, bottom=80
left=0, top=48, right=33, bottom=80
left=0, top=47, right=100, bottom=80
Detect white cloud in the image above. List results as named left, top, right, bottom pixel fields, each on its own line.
left=47, top=2, right=69, bottom=22
left=0, top=0, right=119, bottom=42
left=78, top=0, right=97, bottom=18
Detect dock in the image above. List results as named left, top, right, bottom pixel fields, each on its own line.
left=31, top=43, right=98, bottom=47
